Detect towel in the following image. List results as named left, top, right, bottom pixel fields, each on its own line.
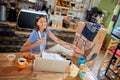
left=81, top=22, right=101, bottom=42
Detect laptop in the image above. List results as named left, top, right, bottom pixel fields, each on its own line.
left=33, top=58, right=70, bottom=72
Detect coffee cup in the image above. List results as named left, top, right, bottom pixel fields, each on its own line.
left=7, top=54, right=16, bottom=61
left=18, top=58, right=26, bottom=65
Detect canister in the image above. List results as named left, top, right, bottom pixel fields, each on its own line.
left=0, top=5, right=6, bottom=21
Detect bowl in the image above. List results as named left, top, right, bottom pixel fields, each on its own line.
left=16, top=61, right=28, bottom=69
left=7, top=54, right=16, bottom=61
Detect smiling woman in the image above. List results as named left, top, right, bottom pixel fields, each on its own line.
left=20, top=11, right=83, bottom=59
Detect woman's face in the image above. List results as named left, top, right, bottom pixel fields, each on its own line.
left=37, top=17, right=47, bottom=31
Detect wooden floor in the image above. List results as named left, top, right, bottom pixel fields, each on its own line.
left=92, top=50, right=109, bottom=80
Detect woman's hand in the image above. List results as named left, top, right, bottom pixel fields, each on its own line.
left=73, top=47, right=84, bottom=56
left=69, top=44, right=78, bottom=50
left=22, top=52, right=35, bottom=60
left=38, top=37, right=45, bottom=44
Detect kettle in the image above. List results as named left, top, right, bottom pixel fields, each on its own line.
left=0, top=5, right=6, bottom=21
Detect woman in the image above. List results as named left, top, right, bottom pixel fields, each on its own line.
left=21, top=15, right=84, bottom=59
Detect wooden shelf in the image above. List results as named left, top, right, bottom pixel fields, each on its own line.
left=48, top=26, right=76, bottom=32
left=72, top=8, right=82, bottom=12
left=0, top=21, right=76, bottom=33
left=71, top=1, right=82, bottom=4
left=54, top=0, right=86, bottom=17
left=56, top=6, right=69, bottom=9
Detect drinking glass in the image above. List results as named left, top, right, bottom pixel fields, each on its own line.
left=78, top=56, right=85, bottom=65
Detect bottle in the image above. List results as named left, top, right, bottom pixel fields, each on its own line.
left=0, top=5, right=6, bottom=21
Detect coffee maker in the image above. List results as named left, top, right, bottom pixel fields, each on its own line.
left=7, top=1, right=17, bottom=22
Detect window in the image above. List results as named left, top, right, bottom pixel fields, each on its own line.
left=111, top=11, right=120, bottom=39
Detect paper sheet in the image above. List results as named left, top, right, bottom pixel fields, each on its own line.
left=42, top=52, right=65, bottom=60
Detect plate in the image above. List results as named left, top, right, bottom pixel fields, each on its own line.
left=16, top=62, right=28, bottom=69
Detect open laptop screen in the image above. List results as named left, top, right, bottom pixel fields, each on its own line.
left=33, top=57, right=70, bottom=72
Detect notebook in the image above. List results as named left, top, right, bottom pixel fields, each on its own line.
left=33, top=57, right=70, bottom=72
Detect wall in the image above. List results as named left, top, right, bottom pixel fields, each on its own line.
left=107, top=5, right=120, bottom=34
left=97, top=0, right=120, bottom=50
left=104, top=5, right=120, bottom=50
left=98, top=0, right=117, bottom=28
left=90, top=0, right=101, bottom=8
left=17, top=1, right=34, bottom=9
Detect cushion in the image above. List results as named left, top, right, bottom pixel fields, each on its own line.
left=109, top=48, right=120, bottom=56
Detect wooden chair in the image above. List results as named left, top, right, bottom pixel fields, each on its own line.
left=110, top=43, right=120, bottom=80
left=99, top=39, right=120, bottom=70
left=73, top=21, right=106, bottom=69
left=99, top=39, right=120, bottom=79
left=118, top=68, right=120, bottom=80
left=115, top=64, right=120, bottom=80
left=110, top=49, right=120, bottom=80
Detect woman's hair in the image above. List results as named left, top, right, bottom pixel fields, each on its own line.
left=34, top=15, right=47, bottom=31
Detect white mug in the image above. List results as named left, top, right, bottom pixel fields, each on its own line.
left=18, top=58, right=26, bottom=65
left=7, top=54, right=16, bottom=61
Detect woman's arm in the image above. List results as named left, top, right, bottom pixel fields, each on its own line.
left=48, top=31, right=76, bottom=49
left=48, top=31, right=84, bottom=57
left=20, top=38, right=45, bottom=52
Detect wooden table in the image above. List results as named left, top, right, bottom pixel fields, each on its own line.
left=0, top=52, right=97, bottom=80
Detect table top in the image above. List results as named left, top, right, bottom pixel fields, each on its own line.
left=0, top=52, right=97, bottom=80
